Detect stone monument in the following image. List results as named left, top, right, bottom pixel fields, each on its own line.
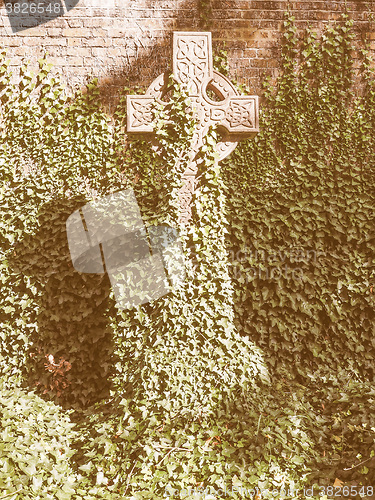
left=127, top=31, right=259, bottom=225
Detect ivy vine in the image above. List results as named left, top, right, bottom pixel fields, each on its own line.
left=0, top=12, right=374, bottom=499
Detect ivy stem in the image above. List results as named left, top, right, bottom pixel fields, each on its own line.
left=0, top=489, right=23, bottom=499
left=343, top=455, right=373, bottom=471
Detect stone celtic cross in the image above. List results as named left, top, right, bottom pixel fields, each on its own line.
left=127, top=32, right=259, bottom=225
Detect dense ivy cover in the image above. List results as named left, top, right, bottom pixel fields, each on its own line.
left=0, top=14, right=374, bottom=499
left=0, top=381, right=78, bottom=499
left=226, top=16, right=375, bottom=382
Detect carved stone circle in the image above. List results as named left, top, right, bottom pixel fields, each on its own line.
left=127, top=32, right=259, bottom=224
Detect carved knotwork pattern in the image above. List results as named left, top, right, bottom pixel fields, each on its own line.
left=226, top=102, right=254, bottom=128
left=127, top=32, right=259, bottom=225
left=178, top=174, right=199, bottom=224
left=179, top=189, right=193, bottom=210
left=180, top=207, right=192, bottom=225
left=176, top=38, right=208, bottom=87
left=131, top=101, right=154, bottom=128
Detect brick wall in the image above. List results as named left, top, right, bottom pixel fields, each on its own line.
left=0, top=0, right=374, bottom=107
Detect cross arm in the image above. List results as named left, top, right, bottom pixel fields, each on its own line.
left=209, top=95, right=259, bottom=136
left=126, top=95, right=155, bottom=133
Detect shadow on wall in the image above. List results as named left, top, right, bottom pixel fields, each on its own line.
left=8, top=197, right=117, bottom=409
left=84, top=0, right=232, bottom=113
left=90, top=0, right=373, bottom=111
left=4, top=0, right=80, bottom=33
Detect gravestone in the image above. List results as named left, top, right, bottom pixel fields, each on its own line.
left=127, top=31, right=259, bottom=225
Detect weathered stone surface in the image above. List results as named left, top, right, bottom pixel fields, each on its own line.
left=127, top=31, right=259, bottom=225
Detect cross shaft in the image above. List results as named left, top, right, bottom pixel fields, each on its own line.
left=127, top=31, right=259, bottom=225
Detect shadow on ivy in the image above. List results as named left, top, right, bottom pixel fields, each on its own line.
left=9, top=197, right=117, bottom=410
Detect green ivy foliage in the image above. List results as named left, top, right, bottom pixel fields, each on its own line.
left=0, top=54, right=130, bottom=406
left=0, top=379, right=79, bottom=499
left=110, top=76, right=271, bottom=421
left=0, top=13, right=374, bottom=499
left=224, top=14, right=375, bottom=383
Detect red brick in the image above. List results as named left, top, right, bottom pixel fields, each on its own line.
left=250, top=58, right=270, bottom=68
left=92, top=47, right=108, bottom=58
left=48, top=57, right=68, bottom=66
left=67, top=38, right=83, bottom=47
left=82, top=38, right=112, bottom=47
left=62, top=28, right=87, bottom=37
left=0, top=0, right=371, bottom=100
left=45, top=38, right=67, bottom=46
left=65, top=47, right=91, bottom=57
left=21, top=37, right=43, bottom=46
left=68, top=56, right=84, bottom=66
left=91, top=28, right=109, bottom=37
left=66, top=18, right=84, bottom=28
left=16, top=27, right=45, bottom=36
left=8, top=57, right=24, bottom=66
left=47, top=28, right=63, bottom=36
